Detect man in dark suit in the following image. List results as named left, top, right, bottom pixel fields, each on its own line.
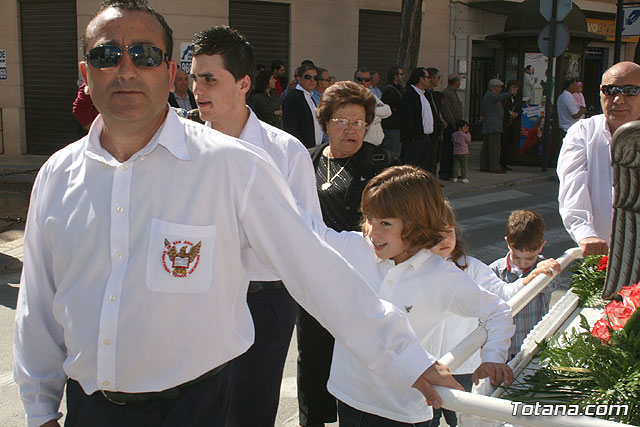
left=282, top=63, right=322, bottom=148
left=424, top=67, right=444, bottom=174
left=168, top=68, right=196, bottom=110
left=399, top=67, right=433, bottom=170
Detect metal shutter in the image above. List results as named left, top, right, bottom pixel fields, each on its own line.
left=20, top=0, right=79, bottom=155
left=229, top=1, right=290, bottom=73
left=358, top=9, right=401, bottom=86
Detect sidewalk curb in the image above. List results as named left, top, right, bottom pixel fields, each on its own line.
left=443, top=173, right=558, bottom=198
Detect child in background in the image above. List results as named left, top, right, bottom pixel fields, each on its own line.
left=305, top=165, right=515, bottom=426
left=490, top=210, right=559, bottom=359
left=428, top=203, right=559, bottom=427
left=451, top=120, right=471, bottom=183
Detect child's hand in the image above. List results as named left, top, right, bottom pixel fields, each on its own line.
left=472, top=362, right=514, bottom=386
left=523, top=259, right=561, bottom=285
left=412, top=361, right=464, bottom=408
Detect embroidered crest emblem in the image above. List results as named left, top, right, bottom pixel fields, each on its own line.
left=405, top=305, right=413, bottom=313
left=162, top=238, right=202, bottom=277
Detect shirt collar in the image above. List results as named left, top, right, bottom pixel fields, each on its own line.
left=411, top=85, right=425, bottom=95
left=68, top=108, right=190, bottom=171
left=296, top=83, right=311, bottom=96
left=238, top=107, right=265, bottom=151
left=505, top=252, right=533, bottom=276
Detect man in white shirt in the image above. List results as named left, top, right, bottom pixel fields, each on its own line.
left=399, top=67, right=434, bottom=169
left=189, top=25, right=321, bottom=426
left=14, top=2, right=461, bottom=427
left=558, top=61, right=640, bottom=256
left=556, top=78, right=586, bottom=141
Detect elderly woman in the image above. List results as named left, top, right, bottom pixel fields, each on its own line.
left=251, top=69, right=283, bottom=128
left=296, top=81, right=398, bottom=427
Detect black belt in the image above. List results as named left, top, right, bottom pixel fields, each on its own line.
left=100, top=363, right=227, bottom=405
left=247, top=280, right=285, bottom=293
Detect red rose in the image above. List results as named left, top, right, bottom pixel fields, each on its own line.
left=605, top=300, right=635, bottom=329
left=597, top=255, right=608, bottom=271
left=592, top=318, right=611, bottom=343
left=619, top=282, right=640, bottom=311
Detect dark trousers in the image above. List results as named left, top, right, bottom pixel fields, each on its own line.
left=65, top=367, right=232, bottom=427
left=439, top=126, right=455, bottom=180
left=297, top=306, right=337, bottom=426
left=401, top=134, right=432, bottom=171
left=338, top=400, right=430, bottom=427
left=228, top=286, right=297, bottom=427
left=426, top=374, right=473, bottom=427
left=500, top=125, right=513, bottom=167
left=426, top=134, right=441, bottom=174
left=480, top=132, right=502, bottom=172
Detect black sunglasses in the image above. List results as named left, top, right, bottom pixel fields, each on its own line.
left=86, top=44, right=168, bottom=69
left=601, top=85, right=640, bottom=97
left=302, top=74, right=317, bottom=80
left=355, top=77, right=371, bottom=82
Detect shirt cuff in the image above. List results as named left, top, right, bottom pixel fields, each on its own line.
left=386, top=339, right=437, bottom=391
left=572, top=224, right=599, bottom=245
left=480, top=347, right=509, bottom=364
left=25, top=403, right=62, bottom=427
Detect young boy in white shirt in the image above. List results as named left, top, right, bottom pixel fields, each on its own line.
left=306, top=165, right=515, bottom=425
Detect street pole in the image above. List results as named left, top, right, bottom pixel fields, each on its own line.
left=614, top=0, right=624, bottom=63
left=541, top=0, right=557, bottom=172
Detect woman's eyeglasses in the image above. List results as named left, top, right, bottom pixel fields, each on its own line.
left=601, top=85, right=640, bottom=97
left=330, top=118, right=367, bottom=131
left=85, top=44, right=168, bottom=69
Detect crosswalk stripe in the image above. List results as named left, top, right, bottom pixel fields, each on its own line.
left=0, top=371, right=15, bottom=388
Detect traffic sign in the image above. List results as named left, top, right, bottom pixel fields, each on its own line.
left=540, top=0, right=572, bottom=22
left=538, top=22, right=570, bottom=57
left=623, top=6, right=640, bottom=36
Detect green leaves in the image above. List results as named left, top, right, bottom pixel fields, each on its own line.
left=571, top=255, right=607, bottom=307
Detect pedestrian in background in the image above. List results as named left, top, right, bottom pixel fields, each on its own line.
left=451, top=119, right=471, bottom=183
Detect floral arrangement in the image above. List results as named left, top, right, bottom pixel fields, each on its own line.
left=502, top=254, right=640, bottom=424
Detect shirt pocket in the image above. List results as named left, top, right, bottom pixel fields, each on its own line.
left=146, top=218, right=216, bottom=293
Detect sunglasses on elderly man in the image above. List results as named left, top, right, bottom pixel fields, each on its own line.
left=302, top=74, right=318, bottom=80
left=601, top=85, right=640, bottom=97
left=85, top=44, right=169, bottom=69
left=355, top=77, right=371, bottom=82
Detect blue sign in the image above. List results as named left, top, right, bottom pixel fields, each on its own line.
left=180, top=43, right=193, bottom=74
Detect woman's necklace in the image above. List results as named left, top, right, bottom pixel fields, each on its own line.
left=321, top=153, right=352, bottom=190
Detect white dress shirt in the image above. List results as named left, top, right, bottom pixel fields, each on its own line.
left=557, top=90, right=581, bottom=132
left=207, top=108, right=322, bottom=280
left=412, top=84, right=434, bottom=135
left=364, top=93, right=392, bottom=146
left=439, top=256, right=522, bottom=375
left=14, top=109, right=434, bottom=427
left=557, top=114, right=613, bottom=244
left=296, top=83, right=323, bottom=146
left=310, top=229, right=513, bottom=423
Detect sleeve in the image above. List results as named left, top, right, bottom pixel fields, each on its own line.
left=440, top=93, right=455, bottom=125
left=466, top=257, right=524, bottom=301
left=13, top=169, right=67, bottom=427
left=557, top=123, right=598, bottom=243
left=447, top=271, right=514, bottom=364
left=282, top=93, right=304, bottom=142
left=287, top=149, right=323, bottom=220
left=239, top=158, right=436, bottom=391
left=72, top=84, right=98, bottom=128
left=374, top=95, right=392, bottom=119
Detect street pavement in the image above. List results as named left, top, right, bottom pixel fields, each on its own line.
left=0, top=141, right=565, bottom=426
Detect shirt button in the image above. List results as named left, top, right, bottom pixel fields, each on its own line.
left=116, top=252, right=123, bottom=259
left=121, top=164, right=128, bottom=170
left=386, top=279, right=392, bottom=285
left=116, top=206, right=124, bottom=213
left=109, top=295, right=117, bottom=301
left=104, top=339, right=111, bottom=346
left=140, top=155, right=146, bottom=160
left=103, top=164, right=108, bottom=169
left=102, top=381, right=110, bottom=386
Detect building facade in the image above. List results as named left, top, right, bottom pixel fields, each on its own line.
left=0, top=0, right=636, bottom=156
